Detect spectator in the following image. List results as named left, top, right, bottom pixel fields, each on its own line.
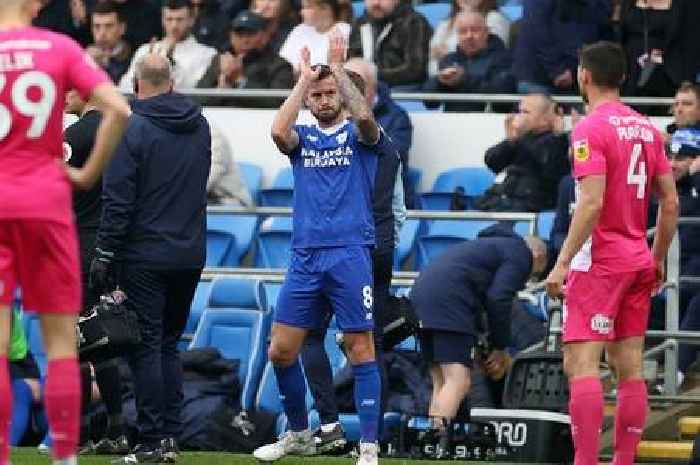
left=512, top=0, right=612, bottom=94
left=666, top=82, right=700, bottom=139
left=86, top=0, right=132, bottom=84
left=206, top=122, right=253, bottom=206
left=120, top=0, right=218, bottom=91
left=348, top=0, right=432, bottom=89
left=618, top=0, right=700, bottom=98
left=345, top=58, right=414, bottom=206
left=475, top=93, right=570, bottom=212
left=423, top=11, right=514, bottom=112
left=279, top=0, right=350, bottom=72
left=110, top=0, right=164, bottom=50
left=252, top=0, right=299, bottom=53
left=91, top=54, right=210, bottom=462
left=410, top=226, right=548, bottom=457
left=33, top=0, right=92, bottom=45
left=430, top=0, right=511, bottom=76
left=191, top=0, right=230, bottom=49
left=197, top=10, right=294, bottom=107
left=667, top=129, right=700, bottom=385
left=337, top=0, right=353, bottom=23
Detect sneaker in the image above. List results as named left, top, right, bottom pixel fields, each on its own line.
left=314, top=423, right=347, bottom=454
left=160, top=437, right=179, bottom=463
left=111, top=443, right=164, bottom=465
left=355, top=442, right=378, bottom=465
left=253, top=430, right=316, bottom=462
left=94, top=435, right=131, bottom=455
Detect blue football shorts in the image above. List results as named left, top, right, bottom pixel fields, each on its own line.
left=275, top=246, right=374, bottom=332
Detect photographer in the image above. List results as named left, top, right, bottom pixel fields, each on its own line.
left=410, top=225, right=548, bottom=457
left=474, top=93, right=570, bottom=212
left=91, top=53, right=211, bottom=464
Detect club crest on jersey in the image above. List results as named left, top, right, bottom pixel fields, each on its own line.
left=590, top=314, right=611, bottom=335
left=336, top=132, right=348, bottom=144
left=573, top=139, right=590, bottom=162
left=307, top=134, right=318, bottom=142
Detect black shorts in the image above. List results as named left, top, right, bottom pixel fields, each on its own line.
left=419, top=329, right=474, bottom=367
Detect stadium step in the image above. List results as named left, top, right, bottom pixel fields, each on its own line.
left=680, top=416, right=700, bottom=438
left=637, top=440, right=693, bottom=460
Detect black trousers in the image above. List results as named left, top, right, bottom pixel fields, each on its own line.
left=301, top=247, right=393, bottom=428
left=120, top=265, right=201, bottom=446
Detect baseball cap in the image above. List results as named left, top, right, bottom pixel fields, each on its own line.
left=670, top=127, right=700, bottom=158
left=231, top=10, right=267, bottom=32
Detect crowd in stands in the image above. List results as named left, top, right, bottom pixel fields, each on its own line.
left=34, top=0, right=700, bottom=104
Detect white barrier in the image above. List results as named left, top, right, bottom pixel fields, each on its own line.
left=202, top=107, right=672, bottom=191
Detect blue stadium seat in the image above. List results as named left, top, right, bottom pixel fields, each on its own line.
left=259, top=167, right=294, bottom=207
left=397, top=100, right=429, bottom=113
left=537, top=211, right=556, bottom=241
left=416, top=220, right=496, bottom=268
left=420, top=167, right=495, bottom=211
left=513, top=221, right=532, bottom=238
left=406, top=167, right=422, bottom=198
left=499, top=4, right=523, bottom=21
left=257, top=217, right=293, bottom=268
left=207, top=213, right=258, bottom=266
left=259, top=282, right=283, bottom=313
left=190, top=278, right=268, bottom=409
left=351, top=1, right=365, bottom=18
left=394, top=218, right=419, bottom=270
left=179, top=280, right=214, bottom=351
left=415, top=3, right=450, bottom=29
left=237, top=162, right=263, bottom=204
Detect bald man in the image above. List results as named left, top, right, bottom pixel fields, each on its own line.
left=475, top=93, right=571, bottom=212
left=423, top=10, right=514, bottom=112
left=411, top=226, right=548, bottom=458
left=91, top=53, right=211, bottom=464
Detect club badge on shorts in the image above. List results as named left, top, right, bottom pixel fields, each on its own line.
left=573, top=139, right=590, bottom=162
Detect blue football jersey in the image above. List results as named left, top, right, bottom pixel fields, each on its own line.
left=288, top=119, right=388, bottom=248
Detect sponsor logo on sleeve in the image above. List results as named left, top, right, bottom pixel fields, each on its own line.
left=573, top=139, right=590, bottom=162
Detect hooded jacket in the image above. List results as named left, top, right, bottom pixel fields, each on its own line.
left=410, top=225, right=533, bottom=350
left=97, top=93, right=211, bottom=269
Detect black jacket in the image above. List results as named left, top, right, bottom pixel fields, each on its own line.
left=551, top=175, right=575, bottom=256
left=97, top=93, right=211, bottom=269
left=348, top=3, right=432, bottom=87
left=619, top=0, right=700, bottom=93
left=411, top=226, right=533, bottom=349
left=476, top=132, right=570, bottom=212
left=197, top=47, right=294, bottom=108
left=65, top=110, right=103, bottom=231
left=674, top=172, right=700, bottom=260
left=423, top=35, right=514, bottom=112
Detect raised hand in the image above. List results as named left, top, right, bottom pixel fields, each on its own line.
left=299, top=46, right=321, bottom=83
left=327, top=28, right=347, bottom=67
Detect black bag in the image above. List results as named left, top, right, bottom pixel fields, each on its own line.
left=382, top=296, right=419, bottom=351
left=78, top=290, right=141, bottom=363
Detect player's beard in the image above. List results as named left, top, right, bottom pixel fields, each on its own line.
left=312, top=106, right=342, bottom=125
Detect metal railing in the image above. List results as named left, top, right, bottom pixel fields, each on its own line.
left=181, top=88, right=675, bottom=109
left=203, top=207, right=700, bottom=400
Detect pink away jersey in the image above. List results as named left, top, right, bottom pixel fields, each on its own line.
left=570, top=100, right=671, bottom=274
left=0, top=27, right=110, bottom=224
